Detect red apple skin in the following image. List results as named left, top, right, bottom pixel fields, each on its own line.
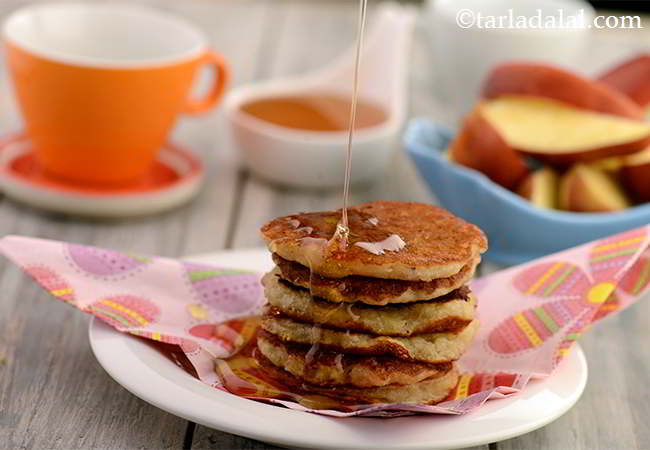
left=599, top=54, right=650, bottom=108
left=449, top=115, right=482, bottom=171
left=622, top=148, right=650, bottom=203
left=449, top=109, right=529, bottom=190
left=623, top=163, right=650, bottom=202
left=482, top=63, right=645, bottom=120
left=517, top=175, right=534, bottom=200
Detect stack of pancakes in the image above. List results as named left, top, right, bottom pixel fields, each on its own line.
left=257, top=201, right=487, bottom=405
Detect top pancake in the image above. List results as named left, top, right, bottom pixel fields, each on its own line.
left=261, top=201, right=487, bottom=281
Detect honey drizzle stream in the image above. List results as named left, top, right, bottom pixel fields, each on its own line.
left=332, top=0, right=368, bottom=251
left=306, top=0, right=368, bottom=381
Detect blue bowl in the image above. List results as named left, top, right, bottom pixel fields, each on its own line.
left=404, top=118, right=650, bottom=265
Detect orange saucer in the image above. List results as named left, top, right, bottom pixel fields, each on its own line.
left=0, top=133, right=204, bottom=217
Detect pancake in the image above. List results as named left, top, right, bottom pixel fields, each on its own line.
left=256, top=351, right=459, bottom=405
left=263, top=270, right=476, bottom=336
left=257, top=330, right=452, bottom=388
left=309, top=364, right=458, bottom=405
left=273, top=253, right=479, bottom=305
left=261, top=201, right=487, bottom=281
left=261, top=313, right=479, bottom=363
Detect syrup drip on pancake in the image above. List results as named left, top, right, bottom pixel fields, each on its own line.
left=305, top=325, right=322, bottom=366
left=355, top=234, right=406, bottom=255
left=335, top=353, right=344, bottom=373
left=354, top=215, right=405, bottom=255
left=346, top=303, right=360, bottom=320
left=302, top=288, right=346, bottom=375
left=272, top=209, right=407, bottom=279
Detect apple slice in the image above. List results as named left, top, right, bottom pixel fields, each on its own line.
left=588, top=156, right=625, bottom=185
left=621, top=146, right=650, bottom=202
left=482, top=63, right=644, bottom=120
left=448, top=115, right=482, bottom=171
left=559, top=164, right=631, bottom=212
left=588, top=156, right=625, bottom=173
left=599, top=54, right=650, bottom=108
left=479, top=96, right=650, bottom=166
left=448, top=108, right=529, bottom=189
left=516, top=167, right=559, bottom=209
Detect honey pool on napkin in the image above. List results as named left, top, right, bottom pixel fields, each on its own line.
left=1, top=226, right=648, bottom=416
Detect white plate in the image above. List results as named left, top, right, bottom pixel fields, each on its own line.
left=89, top=248, right=588, bottom=450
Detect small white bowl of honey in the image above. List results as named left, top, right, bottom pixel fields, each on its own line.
left=224, top=4, right=415, bottom=189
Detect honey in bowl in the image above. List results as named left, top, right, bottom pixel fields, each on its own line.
left=239, top=94, right=387, bottom=132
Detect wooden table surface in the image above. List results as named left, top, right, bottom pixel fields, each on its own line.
left=1, top=1, right=649, bottom=449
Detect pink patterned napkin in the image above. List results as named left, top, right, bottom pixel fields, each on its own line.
left=1, top=226, right=649, bottom=417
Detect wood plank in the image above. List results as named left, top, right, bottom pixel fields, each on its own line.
left=191, top=430, right=282, bottom=450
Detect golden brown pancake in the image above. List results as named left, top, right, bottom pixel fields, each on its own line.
left=257, top=330, right=452, bottom=388
left=263, top=269, right=476, bottom=336
left=256, top=351, right=459, bottom=405
left=261, top=312, right=479, bottom=363
left=273, top=253, right=479, bottom=305
left=261, top=201, right=487, bottom=281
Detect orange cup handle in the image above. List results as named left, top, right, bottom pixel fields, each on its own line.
left=182, top=50, right=230, bottom=115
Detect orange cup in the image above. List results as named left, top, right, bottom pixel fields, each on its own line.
left=3, top=4, right=230, bottom=184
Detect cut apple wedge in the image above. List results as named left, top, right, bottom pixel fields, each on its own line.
left=559, top=164, right=631, bottom=213
left=599, top=54, right=650, bottom=108
left=448, top=116, right=482, bottom=171
left=482, top=63, right=644, bottom=120
left=588, top=156, right=625, bottom=173
left=517, top=167, right=559, bottom=210
left=448, top=108, right=529, bottom=189
left=588, top=156, right=625, bottom=185
left=622, top=146, right=650, bottom=202
left=479, top=96, right=650, bottom=166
